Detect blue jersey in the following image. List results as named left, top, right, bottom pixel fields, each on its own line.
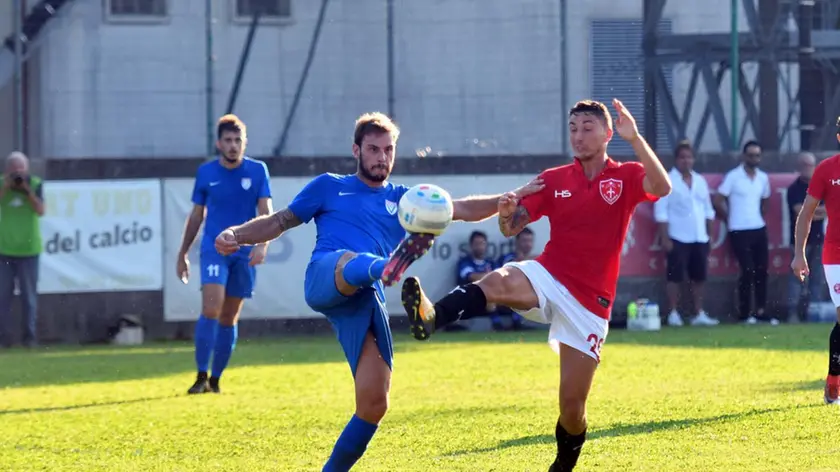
left=288, top=173, right=409, bottom=259
left=496, top=252, right=517, bottom=268
left=191, top=157, right=272, bottom=255
left=457, top=256, right=494, bottom=285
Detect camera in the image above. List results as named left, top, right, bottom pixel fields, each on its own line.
left=10, top=173, right=23, bottom=186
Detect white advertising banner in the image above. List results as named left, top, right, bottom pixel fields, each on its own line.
left=38, top=179, right=163, bottom=293
left=162, top=175, right=549, bottom=321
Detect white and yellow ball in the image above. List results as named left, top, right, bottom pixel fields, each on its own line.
left=398, top=184, right=454, bottom=236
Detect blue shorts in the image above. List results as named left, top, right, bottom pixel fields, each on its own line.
left=304, top=250, right=393, bottom=376
left=200, top=251, right=256, bottom=299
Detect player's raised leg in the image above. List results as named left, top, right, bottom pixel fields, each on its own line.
left=323, top=332, right=391, bottom=472
left=328, top=234, right=434, bottom=292
left=381, top=233, right=435, bottom=287
left=401, top=265, right=539, bottom=340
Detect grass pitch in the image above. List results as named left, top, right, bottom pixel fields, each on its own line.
left=0, top=324, right=838, bottom=471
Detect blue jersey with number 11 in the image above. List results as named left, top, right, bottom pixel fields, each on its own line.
left=288, top=173, right=409, bottom=259
left=192, top=157, right=271, bottom=256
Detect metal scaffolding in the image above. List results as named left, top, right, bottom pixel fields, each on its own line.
left=643, top=0, right=840, bottom=152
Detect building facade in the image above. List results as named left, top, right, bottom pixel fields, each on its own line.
left=0, top=0, right=800, bottom=159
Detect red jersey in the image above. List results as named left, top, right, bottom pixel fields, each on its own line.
left=520, top=158, right=658, bottom=319
left=806, top=154, right=840, bottom=264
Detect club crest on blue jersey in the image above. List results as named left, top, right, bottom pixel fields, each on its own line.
left=241, top=178, right=252, bottom=190
left=385, top=199, right=398, bottom=215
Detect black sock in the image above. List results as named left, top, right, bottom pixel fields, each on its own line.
left=829, top=323, right=840, bottom=376
left=433, top=283, right=487, bottom=330
left=551, top=419, right=586, bottom=472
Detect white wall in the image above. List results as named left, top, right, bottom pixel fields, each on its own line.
left=32, top=0, right=798, bottom=158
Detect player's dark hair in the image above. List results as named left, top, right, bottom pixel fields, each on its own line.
left=354, top=112, right=400, bottom=147
left=217, top=114, right=246, bottom=139
left=742, top=140, right=761, bottom=154
left=469, top=231, right=487, bottom=244
left=568, top=100, right=613, bottom=129
left=516, top=227, right=533, bottom=239
left=674, top=139, right=693, bottom=157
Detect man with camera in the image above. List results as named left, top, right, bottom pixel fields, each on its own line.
left=0, top=151, right=45, bottom=347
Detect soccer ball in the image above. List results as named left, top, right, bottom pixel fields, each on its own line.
left=398, top=184, right=454, bottom=236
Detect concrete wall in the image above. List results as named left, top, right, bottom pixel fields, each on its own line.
left=28, top=0, right=799, bottom=159
left=0, top=0, right=16, bottom=160
left=0, top=0, right=47, bottom=165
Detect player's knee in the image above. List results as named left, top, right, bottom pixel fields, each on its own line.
left=334, top=251, right=360, bottom=297
left=477, top=268, right=532, bottom=308
left=355, top=390, right=389, bottom=423
left=559, top=396, right=587, bottom=434
left=202, top=306, right=222, bottom=319
left=218, top=311, right=239, bottom=326
left=475, top=271, right=507, bottom=303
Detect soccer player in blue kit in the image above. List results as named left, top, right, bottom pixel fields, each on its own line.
left=213, top=112, right=543, bottom=471
left=176, top=114, right=273, bottom=395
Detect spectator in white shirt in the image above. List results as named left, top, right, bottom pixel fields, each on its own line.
left=654, top=141, right=720, bottom=327
left=713, top=140, right=777, bottom=325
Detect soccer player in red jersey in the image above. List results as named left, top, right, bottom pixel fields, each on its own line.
left=791, top=116, right=840, bottom=406
left=400, top=99, right=672, bottom=471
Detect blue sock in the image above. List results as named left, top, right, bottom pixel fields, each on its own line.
left=194, top=315, right=218, bottom=373
left=512, top=312, right=524, bottom=324
left=211, top=324, right=238, bottom=378
left=342, top=253, right=387, bottom=287
left=323, top=415, right=378, bottom=472
left=490, top=314, right=502, bottom=325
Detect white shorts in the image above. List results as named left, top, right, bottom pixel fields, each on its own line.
left=503, top=260, right=609, bottom=363
left=824, top=264, right=840, bottom=307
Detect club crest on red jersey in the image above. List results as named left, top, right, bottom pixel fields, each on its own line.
left=599, top=178, right=623, bottom=205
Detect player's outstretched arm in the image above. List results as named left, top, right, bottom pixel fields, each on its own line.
left=452, top=195, right=505, bottom=222
left=451, top=177, right=544, bottom=222
left=231, top=208, right=301, bottom=246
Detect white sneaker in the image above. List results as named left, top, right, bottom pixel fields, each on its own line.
left=691, top=311, right=720, bottom=326
left=744, top=315, right=759, bottom=325
left=667, top=310, right=684, bottom=326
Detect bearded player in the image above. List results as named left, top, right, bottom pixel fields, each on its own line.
left=176, top=114, right=272, bottom=395
left=212, top=112, right=543, bottom=471
left=401, top=99, right=672, bottom=471
left=790, top=116, right=840, bottom=405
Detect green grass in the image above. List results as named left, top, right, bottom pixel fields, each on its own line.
left=1, top=324, right=839, bottom=471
